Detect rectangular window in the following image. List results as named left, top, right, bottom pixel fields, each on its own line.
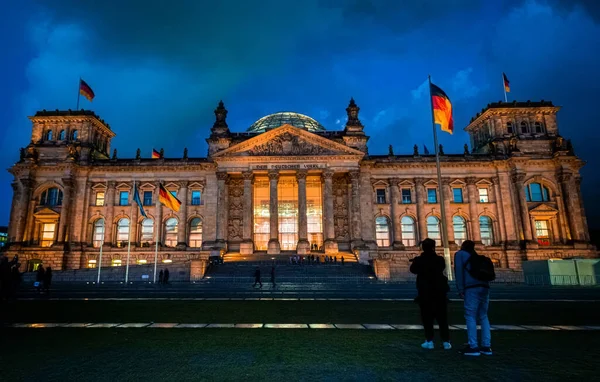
left=111, top=259, right=122, bottom=267
left=376, top=189, right=386, bottom=204
left=427, top=188, right=437, bottom=203
left=143, top=191, right=153, bottom=206
left=191, top=190, right=201, bottom=205
left=535, top=220, right=551, bottom=246
left=401, top=189, right=412, bottom=204
left=41, top=223, right=56, bottom=247
left=95, top=192, right=105, bottom=206
left=478, top=188, right=489, bottom=203
left=87, top=259, right=97, bottom=269
left=170, top=190, right=177, bottom=197
left=119, top=191, right=129, bottom=206
left=453, top=188, right=463, bottom=203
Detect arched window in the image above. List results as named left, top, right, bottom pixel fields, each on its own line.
left=520, top=121, right=529, bottom=134
left=453, top=216, right=467, bottom=245
left=479, top=216, right=494, bottom=246
left=40, top=188, right=63, bottom=206
left=507, top=122, right=513, bottom=134
left=534, top=122, right=544, bottom=133
left=45, top=130, right=53, bottom=141
left=58, top=130, right=66, bottom=140
left=375, top=216, right=390, bottom=247
left=426, top=216, right=441, bottom=246
left=524, top=182, right=550, bottom=202
left=189, top=218, right=203, bottom=248
left=92, top=218, right=105, bottom=248
left=140, top=218, right=154, bottom=245
left=164, top=218, right=178, bottom=247
left=116, top=218, right=130, bottom=245
left=71, top=130, right=78, bottom=140
left=401, top=216, right=416, bottom=247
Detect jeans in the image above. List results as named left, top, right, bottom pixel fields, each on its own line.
left=464, top=287, right=491, bottom=348
left=419, top=295, right=450, bottom=342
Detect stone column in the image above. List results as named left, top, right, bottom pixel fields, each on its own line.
left=8, top=182, right=20, bottom=242
left=23, top=200, right=36, bottom=244
left=70, top=178, right=88, bottom=244
left=389, top=178, right=403, bottom=248
left=415, top=178, right=427, bottom=242
left=215, top=172, right=228, bottom=248
left=530, top=216, right=538, bottom=243
left=512, top=173, right=532, bottom=241
left=57, top=177, right=74, bottom=243
left=322, top=170, right=338, bottom=253
left=11, top=179, right=32, bottom=243
left=296, top=170, right=310, bottom=254
left=104, top=181, right=116, bottom=245
left=574, top=176, right=590, bottom=242
left=491, top=176, right=507, bottom=244
left=466, top=177, right=481, bottom=243
left=349, top=170, right=363, bottom=248
left=154, top=181, right=163, bottom=246
left=550, top=217, right=560, bottom=244
left=554, top=190, right=570, bottom=243
left=240, top=171, right=254, bottom=255
left=81, top=182, right=92, bottom=244
left=267, top=170, right=280, bottom=254
left=177, top=181, right=188, bottom=247
left=18, top=179, right=34, bottom=243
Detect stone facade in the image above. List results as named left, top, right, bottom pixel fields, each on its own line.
left=5, top=100, right=597, bottom=277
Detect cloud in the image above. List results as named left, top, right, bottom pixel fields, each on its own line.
left=451, top=68, right=481, bottom=100
left=411, top=80, right=428, bottom=101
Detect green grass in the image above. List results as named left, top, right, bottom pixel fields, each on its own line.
left=3, top=300, right=600, bottom=325
left=1, top=329, right=597, bottom=381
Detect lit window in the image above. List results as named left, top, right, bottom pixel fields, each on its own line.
left=401, top=189, right=412, bottom=203
left=143, top=191, right=153, bottom=206
left=524, top=183, right=550, bottom=202
left=140, top=218, right=154, bottom=244
left=92, top=219, right=104, bottom=248
left=95, top=192, right=105, bottom=206
left=40, top=188, right=63, bottom=206
left=119, top=191, right=129, bottom=206
left=401, top=216, right=416, bottom=246
left=479, top=216, right=493, bottom=246
left=87, top=259, right=97, bottom=269
left=59, top=130, right=66, bottom=140
left=478, top=188, right=489, bottom=203
left=427, top=189, right=437, bottom=203
left=116, top=218, right=130, bottom=244
left=137, top=259, right=147, bottom=265
left=426, top=216, right=441, bottom=246
left=189, top=218, right=203, bottom=248
left=164, top=218, right=178, bottom=247
left=453, top=188, right=463, bottom=203
left=453, top=216, right=467, bottom=245
left=375, top=216, right=390, bottom=247
left=41, top=223, right=56, bottom=247
left=376, top=189, right=386, bottom=204
left=535, top=220, right=551, bottom=246
left=162, top=258, right=173, bottom=264
left=111, top=259, right=122, bottom=267
left=191, top=190, right=202, bottom=205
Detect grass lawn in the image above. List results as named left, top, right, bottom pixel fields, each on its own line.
left=1, top=329, right=597, bottom=381
left=3, top=300, right=600, bottom=325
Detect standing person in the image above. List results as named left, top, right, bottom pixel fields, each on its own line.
left=10, top=263, right=22, bottom=301
left=36, top=264, right=45, bottom=294
left=44, top=266, right=53, bottom=295
left=341, top=256, right=344, bottom=265
left=158, top=270, right=164, bottom=285
left=270, top=266, right=276, bottom=288
left=409, top=238, right=451, bottom=350
left=454, top=240, right=494, bottom=356
left=163, top=268, right=170, bottom=284
left=253, top=266, right=262, bottom=288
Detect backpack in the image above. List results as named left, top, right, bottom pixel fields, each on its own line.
left=465, top=253, right=496, bottom=282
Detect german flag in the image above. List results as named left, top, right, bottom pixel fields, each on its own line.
left=79, top=79, right=95, bottom=102
left=152, top=149, right=160, bottom=159
left=503, top=72, right=510, bottom=93
left=158, top=183, right=181, bottom=212
left=430, top=82, right=453, bottom=134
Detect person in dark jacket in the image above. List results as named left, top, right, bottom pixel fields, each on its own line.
left=44, top=266, right=53, bottom=294
left=163, top=269, right=170, bottom=284
left=36, top=264, right=45, bottom=294
left=158, top=270, right=164, bottom=285
left=253, top=267, right=262, bottom=288
left=410, top=238, right=451, bottom=350
left=270, top=266, right=276, bottom=288
left=10, top=263, right=22, bottom=301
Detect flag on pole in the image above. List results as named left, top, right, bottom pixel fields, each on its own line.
left=152, top=149, right=160, bottom=159
left=79, top=79, right=95, bottom=101
left=158, top=183, right=181, bottom=212
left=133, top=183, right=147, bottom=218
left=503, top=73, right=510, bottom=92
left=430, top=82, right=454, bottom=134
left=423, top=145, right=430, bottom=155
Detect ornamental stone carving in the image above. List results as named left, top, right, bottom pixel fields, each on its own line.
left=465, top=177, right=477, bottom=185
left=333, top=175, right=349, bottom=241
left=216, top=172, right=229, bottom=181
left=227, top=178, right=244, bottom=241
left=247, top=132, right=337, bottom=156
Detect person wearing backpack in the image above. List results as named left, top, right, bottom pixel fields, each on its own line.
left=454, top=240, right=495, bottom=356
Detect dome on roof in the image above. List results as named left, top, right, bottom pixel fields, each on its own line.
left=247, top=112, right=326, bottom=133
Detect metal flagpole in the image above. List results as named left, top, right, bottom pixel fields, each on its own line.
left=502, top=73, right=508, bottom=103
left=76, top=77, right=81, bottom=110
left=153, top=181, right=160, bottom=284
left=428, top=75, right=453, bottom=281
left=97, top=222, right=105, bottom=284
left=125, top=180, right=134, bottom=284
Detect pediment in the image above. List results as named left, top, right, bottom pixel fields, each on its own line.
left=398, top=179, right=414, bottom=186
left=529, top=203, right=558, bottom=216
left=139, top=182, right=156, bottom=190
left=423, top=180, right=438, bottom=187
left=212, top=124, right=365, bottom=158
left=116, top=182, right=131, bottom=190
left=450, top=179, right=466, bottom=186
left=34, top=207, right=60, bottom=219
left=91, top=183, right=107, bottom=191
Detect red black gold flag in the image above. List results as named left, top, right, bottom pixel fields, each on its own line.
left=503, top=72, right=510, bottom=93
left=152, top=149, right=160, bottom=159
left=158, top=183, right=181, bottom=212
left=79, top=79, right=95, bottom=101
left=430, top=83, right=453, bottom=134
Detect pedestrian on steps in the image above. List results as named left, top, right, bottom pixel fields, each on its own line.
left=253, top=266, right=262, bottom=288
left=158, top=270, right=164, bottom=285
left=270, top=266, right=276, bottom=288
left=164, top=268, right=170, bottom=284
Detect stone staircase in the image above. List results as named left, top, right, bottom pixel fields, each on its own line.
left=204, top=253, right=376, bottom=284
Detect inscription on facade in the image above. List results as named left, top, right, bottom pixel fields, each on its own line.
left=250, top=163, right=327, bottom=171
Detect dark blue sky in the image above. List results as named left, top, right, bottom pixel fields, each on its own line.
left=1, top=0, right=600, bottom=227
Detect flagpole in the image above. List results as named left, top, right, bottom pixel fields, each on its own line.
left=76, top=77, right=81, bottom=110
left=97, top=180, right=108, bottom=285
left=125, top=180, right=134, bottom=284
left=502, top=73, right=508, bottom=103
left=428, top=75, right=453, bottom=281
left=153, top=182, right=160, bottom=284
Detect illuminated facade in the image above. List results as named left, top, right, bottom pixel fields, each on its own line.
left=5, top=99, right=597, bottom=277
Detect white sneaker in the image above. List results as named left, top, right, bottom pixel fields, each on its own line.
left=421, top=341, right=434, bottom=349
left=443, top=342, right=452, bottom=350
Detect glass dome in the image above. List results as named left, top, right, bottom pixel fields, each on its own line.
left=247, top=112, right=326, bottom=133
